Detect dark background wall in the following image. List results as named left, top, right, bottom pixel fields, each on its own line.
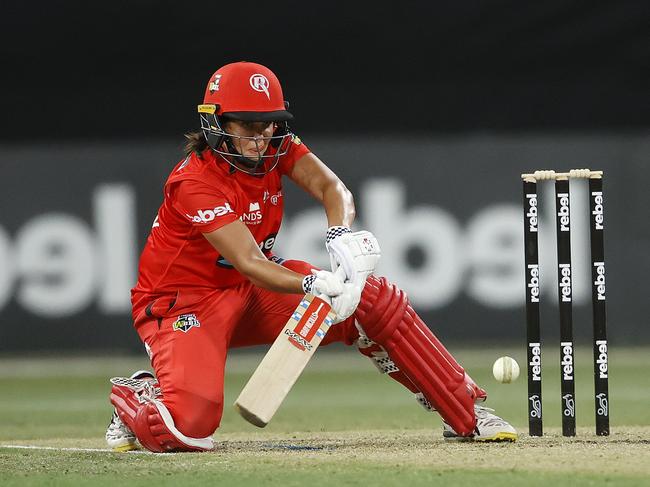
left=2, top=1, right=649, bottom=139
left=1, top=2, right=648, bottom=352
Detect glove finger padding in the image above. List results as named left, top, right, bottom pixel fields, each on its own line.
left=302, top=269, right=345, bottom=297
left=331, top=282, right=362, bottom=323
left=302, top=268, right=359, bottom=323
left=326, top=228, right=381, bottom=286
left=329, top=253, right=340, bottom=278
left=339, top=231, right=381, bottom=287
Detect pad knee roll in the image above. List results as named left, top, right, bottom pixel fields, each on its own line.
left=355, top=275, right=486, bottom=436
left=110, top=382, right=214, bottom=453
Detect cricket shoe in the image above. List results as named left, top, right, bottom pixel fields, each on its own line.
left=105, top=370, right=158, bottom=452
left=443, top=405, right=518, bottom=442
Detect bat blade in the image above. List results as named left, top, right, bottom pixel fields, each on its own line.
left=234, top=293, right=336, bottom=427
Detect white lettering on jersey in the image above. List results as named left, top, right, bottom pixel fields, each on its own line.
left=240, top=201, right=263, bottom=225
left=186, top=203, right=234, bottom=223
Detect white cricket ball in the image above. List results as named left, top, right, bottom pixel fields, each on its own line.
left=492, top=356, right=520, bottom=384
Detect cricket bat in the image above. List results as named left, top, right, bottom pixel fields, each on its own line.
left=234, top=293, right=337, bottom=427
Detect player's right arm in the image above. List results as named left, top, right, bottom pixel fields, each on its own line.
left=202, top=220, right=305, bottom=294
left=203, top=221, right=359, bottom=320
left=170, top=177, right=356, bottom=317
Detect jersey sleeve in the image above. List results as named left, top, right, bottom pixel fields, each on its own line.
left=277, top=133, right=311, bottom=176
left=170, top=179, right=240, bottom=233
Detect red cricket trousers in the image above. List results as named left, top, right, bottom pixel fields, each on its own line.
left=131, top=260, right=359, bottom=438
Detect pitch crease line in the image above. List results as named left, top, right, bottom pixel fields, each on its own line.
left=0, top=444, right=155, bottom=454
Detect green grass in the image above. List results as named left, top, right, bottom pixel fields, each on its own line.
left=1, top=347, right=649, bottom=486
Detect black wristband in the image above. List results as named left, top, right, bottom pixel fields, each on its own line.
left=326, top=226, right=351, bottom=244
left=302, top=274, right=316, bottom=294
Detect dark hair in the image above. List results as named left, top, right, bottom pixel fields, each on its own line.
left=183, top=131, right=209, bottom=157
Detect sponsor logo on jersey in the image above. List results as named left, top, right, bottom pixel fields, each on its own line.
left=249, top=74, right=270, bottom=99
left=258, top=233, right=276, bottom=252
left=268, top=254, right=285, bottom=265
left=172, top=313, right=201, bottom=333
left=216, top=233, right=277, bottom=268
left=594, top=261, right=606, bottom=301
left=529, top=342, right=541, bottom=381
left=561, top=341, right=574, bottom=380
left=241, top=201, right=263, bottom=225
left=557, top=192, right=570, bottom=231
left=592, top=191, right=604, bottom=230
left=186, top=203, right=234, bottom=223
left=559, top=263, right=572, bottom=302
left=596, top=340, right=608, bottom=379
left=525, top=193, right=538, bottom=233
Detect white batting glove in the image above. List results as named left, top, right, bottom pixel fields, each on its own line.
left=302, top=269, right=344, bottom=297
left=326, top=227, right=381, bottom=286
left=330, top=282, right=362, bottom=323
left=325, top=226, right=354, bottom=279
left=301, top=268, right=361, bottom=323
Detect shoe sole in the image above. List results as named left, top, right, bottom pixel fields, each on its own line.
left=474, top=432, right=518, bottom=442
left=111, top=443, right=139, bottom=452
left=444, top=432, right=518, bottom=442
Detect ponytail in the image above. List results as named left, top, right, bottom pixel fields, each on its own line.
left=183, top=131, right=209, bottom=157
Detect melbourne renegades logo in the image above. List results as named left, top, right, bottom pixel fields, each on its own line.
left=249, top=74, right=270, bottom=99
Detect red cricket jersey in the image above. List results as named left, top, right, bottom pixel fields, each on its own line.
left=133, top=135, right=310, bottom=295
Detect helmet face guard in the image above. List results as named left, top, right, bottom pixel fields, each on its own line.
left=198, top=105, right=293, bottom=176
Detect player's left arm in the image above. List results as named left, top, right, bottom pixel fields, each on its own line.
left=288, top=152, right=355, bottom=228
left=288, top=152, right=381, bottom=286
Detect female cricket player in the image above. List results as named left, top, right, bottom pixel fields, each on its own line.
left=106, top=61, right=517, bottom=452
